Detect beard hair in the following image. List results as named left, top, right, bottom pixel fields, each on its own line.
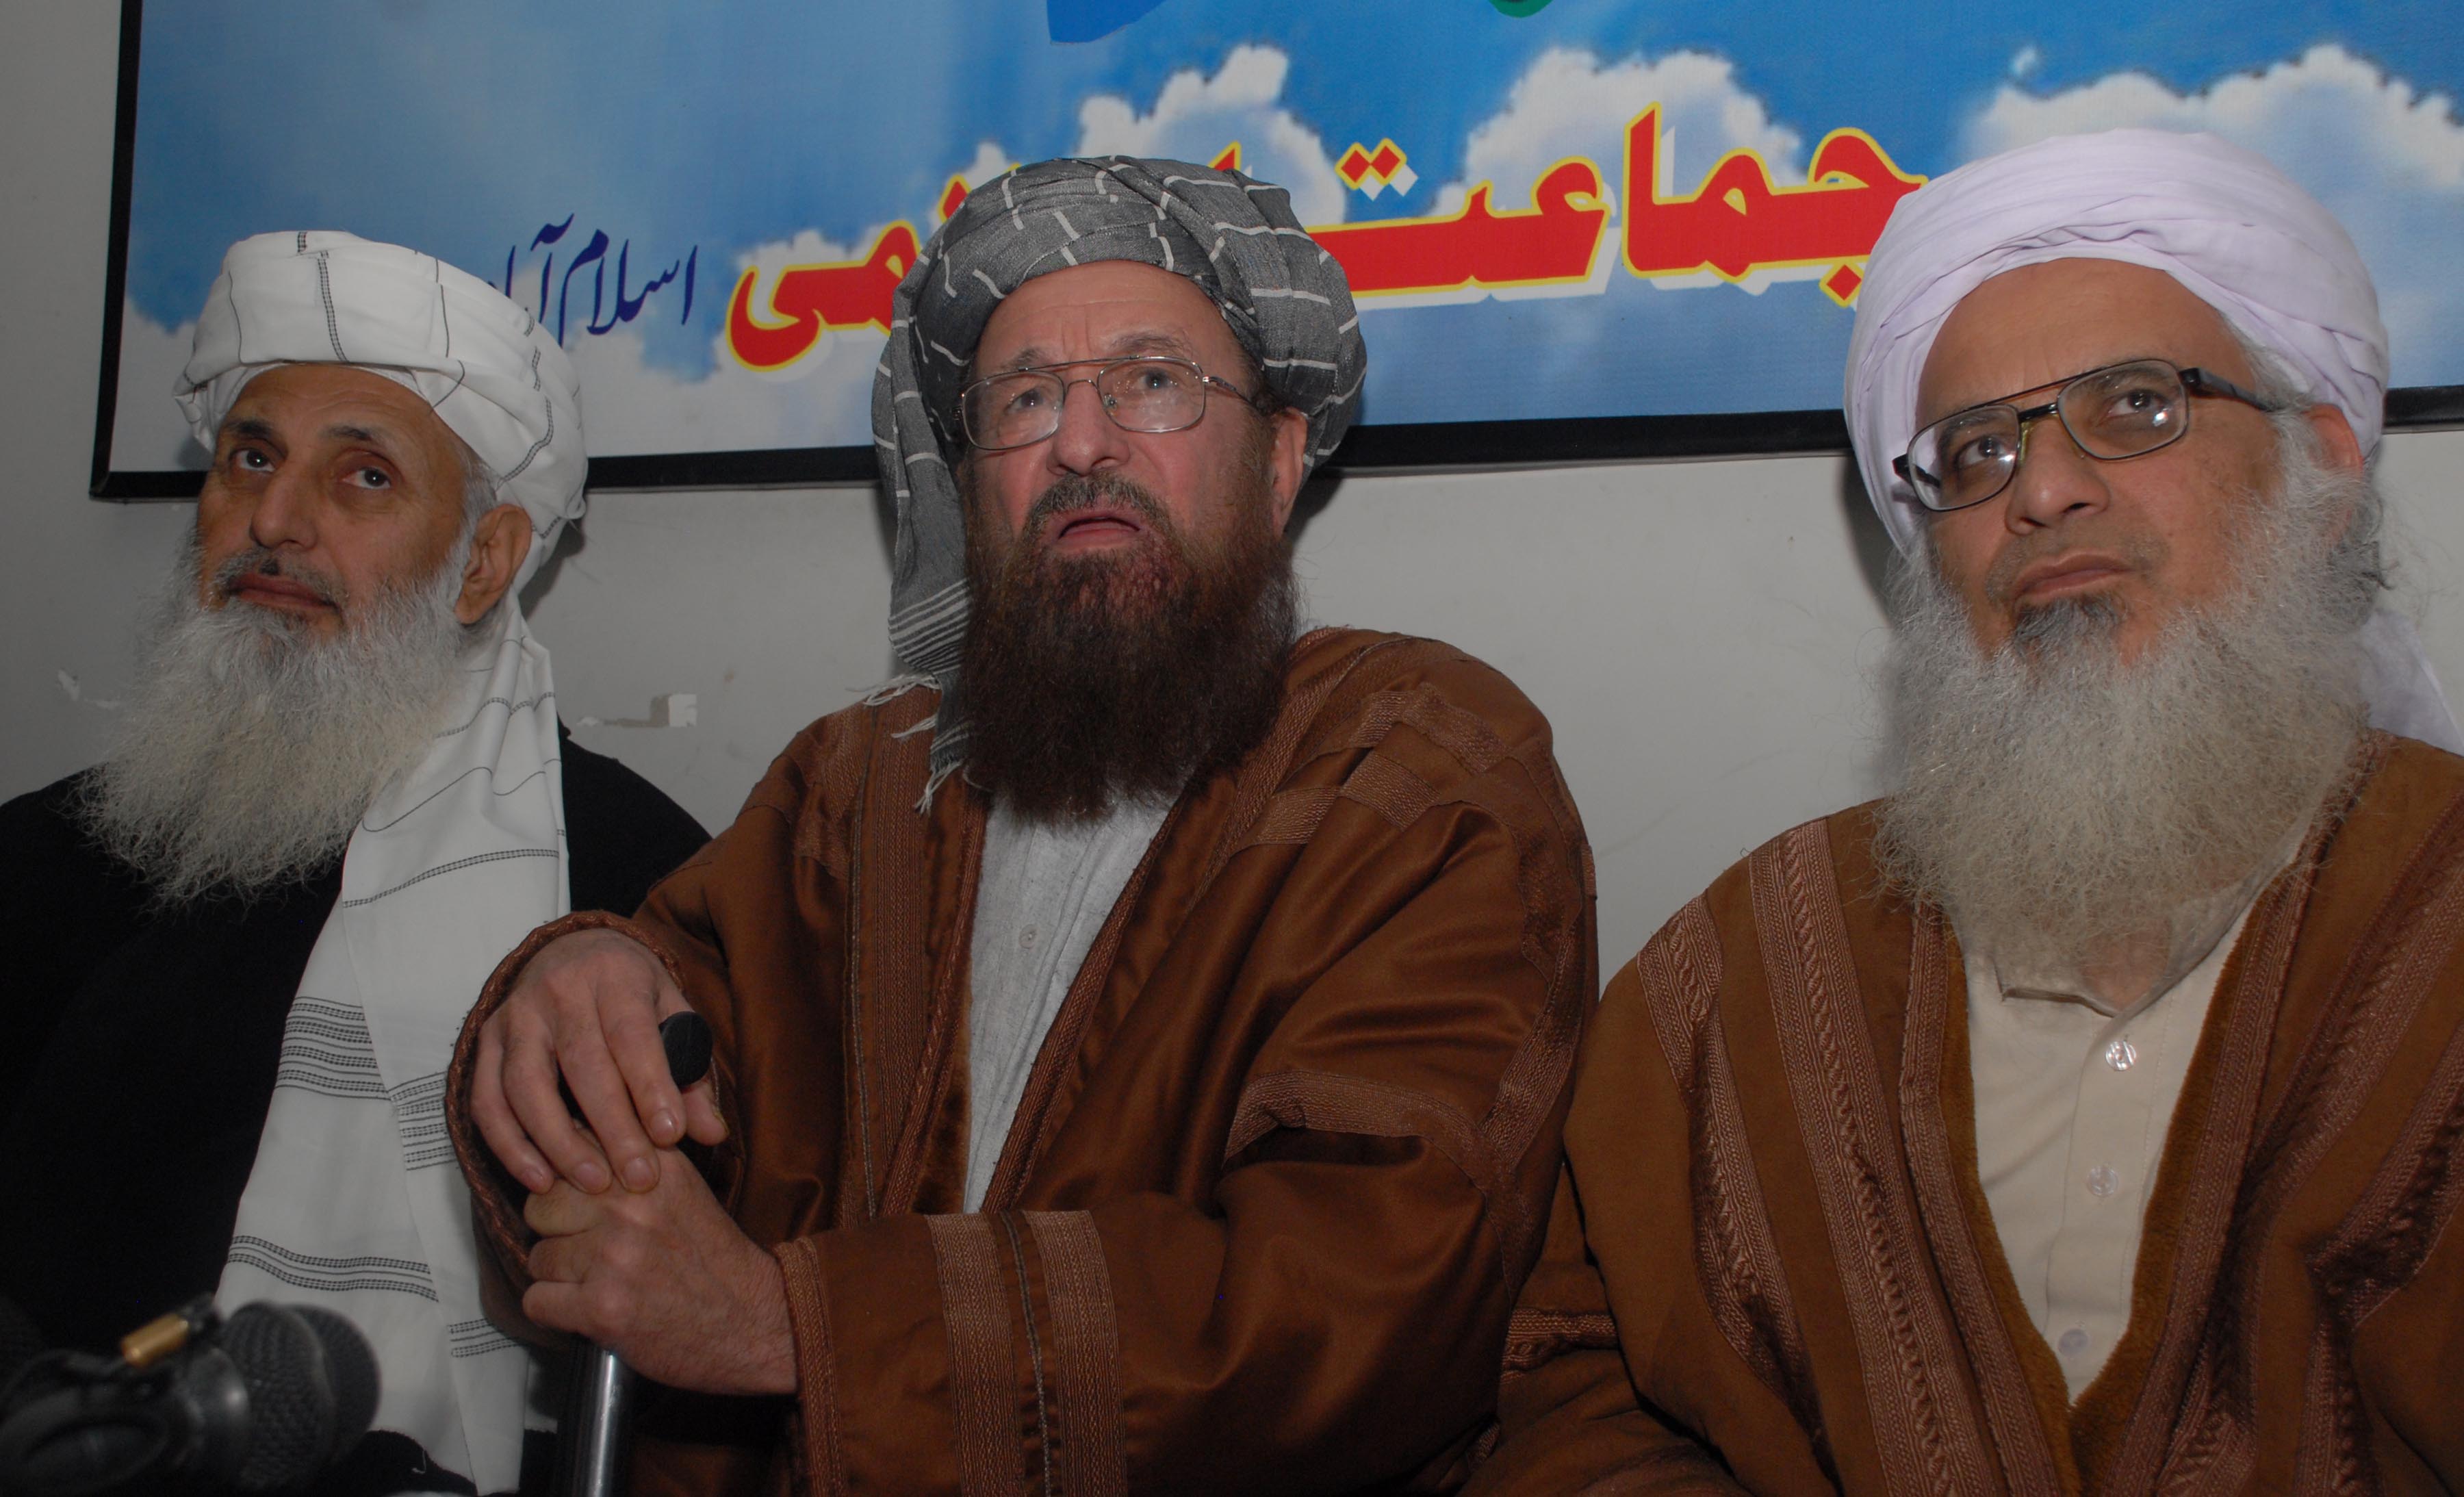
left=956, top=450, right=1299, bottom=823
left=1872, top=416, right=2376, bottom=975
left=79, top=532, right=477, bottom=905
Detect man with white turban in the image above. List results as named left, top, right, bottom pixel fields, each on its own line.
left=444, top=157, right=1593, bottom=1494
left=1470, top=130, right=2464, bottom=1493
left=0, top=231, right=705, bottom=1495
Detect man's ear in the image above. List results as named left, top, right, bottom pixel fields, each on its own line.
left=2300, top=402, right=2365, bottom=475
left=2294, top=402, right=2371, bottom=549
left=1265, top=406, right=1309, bottom=533
left=456, top=504, right=534, bottom=624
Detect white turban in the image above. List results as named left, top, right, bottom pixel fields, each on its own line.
left=1844, top=127, right=2459, bottom=753
left=177, top=230, right=587, bottom=591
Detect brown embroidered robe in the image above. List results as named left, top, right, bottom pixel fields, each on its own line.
left=448, top=628, right=1595, bottom=1495
left=1471, top=732, right=2464, bottom=1495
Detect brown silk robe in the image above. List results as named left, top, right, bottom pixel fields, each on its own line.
left=448, top=628, right=1596, bottom=1496
left=1472, top=732, right=2464, bottom=1496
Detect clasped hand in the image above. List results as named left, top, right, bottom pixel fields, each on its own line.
left=522, top=1153, right=795, bottom=1395
left=470, top=927, right=792, bottom=1395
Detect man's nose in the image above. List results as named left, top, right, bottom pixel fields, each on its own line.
left=246, top=461, right=322, bottom=551
left=2001, top=416, right=2110, bottom=533
left=1044, top=375, right=1134, bottom=476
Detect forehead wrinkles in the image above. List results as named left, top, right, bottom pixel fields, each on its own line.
left=225, top=369, right=452, bottom=460
left=977, top=264, right=1237, bottom=368
left=1917, top=262, right=2245, bottom=425
left=990, top=330, right=1204, bottom=372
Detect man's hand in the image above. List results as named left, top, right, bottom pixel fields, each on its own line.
left=523, top=1149, right=796, bottom=1396
left=469, top=927, right=726, bottom=1196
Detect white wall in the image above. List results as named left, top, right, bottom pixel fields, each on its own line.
left=9, top=2, right=2461, bottom=969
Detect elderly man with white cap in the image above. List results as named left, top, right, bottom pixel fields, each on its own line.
left=0, top=231, right=705, bottom=1494
left=1470, top=131, right=2464, bottom=1493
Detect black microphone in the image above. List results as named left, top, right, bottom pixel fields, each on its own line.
left=0, top=1299, right=379, bottom=1496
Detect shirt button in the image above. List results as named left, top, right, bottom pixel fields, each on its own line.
left=2057, top=1328, right=2089, bottom=1357
left=2086, top=1164, right=2119, bottom=1197
left=1019, top=925, right=1040, bottom=951
left=2105, top=1038, right=2140, bottom=1071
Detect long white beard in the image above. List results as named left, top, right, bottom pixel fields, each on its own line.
left=81, top=535, right=475, bottom=904
left=1874, top=427, right=2376, bottom=977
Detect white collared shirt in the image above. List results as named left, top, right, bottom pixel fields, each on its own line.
left=1962, top=901, right=2251, bottom=1398
left=963, top=794, right=1171, bottom=1210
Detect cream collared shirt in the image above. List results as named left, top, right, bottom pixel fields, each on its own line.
left=963, top=795, right=1172, bottom=1210
left=1958, top=832, right=2301, bottom=1400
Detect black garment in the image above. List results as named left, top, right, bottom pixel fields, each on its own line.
left=0, top=728, right=703, bottom=1490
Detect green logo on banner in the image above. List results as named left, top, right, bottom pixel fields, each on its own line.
left=1489, top=0, right=1555, bottom=13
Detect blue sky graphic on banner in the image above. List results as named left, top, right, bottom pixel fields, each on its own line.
left=103, top=0, right=2464, bottom=475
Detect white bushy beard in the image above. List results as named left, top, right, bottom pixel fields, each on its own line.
left=1874, top=418, right=2377, bottom=980
left=81, top=533, right=478, bottom=904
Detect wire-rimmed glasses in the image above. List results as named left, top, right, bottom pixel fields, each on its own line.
left=959, top=356, right=1267, bottom=452
left=1894, top=359, right=2276, bottom=513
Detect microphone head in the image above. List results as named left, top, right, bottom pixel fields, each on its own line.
left=220, top=1304, right=380, bottom=1493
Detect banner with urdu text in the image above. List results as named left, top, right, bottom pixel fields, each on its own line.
left=95, top=0, right=2464, bottom=492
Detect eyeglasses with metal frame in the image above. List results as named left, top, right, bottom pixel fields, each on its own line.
left=1892, top=358, right=2278, bottom=514
left=958, top=355, right=1269, bottom=452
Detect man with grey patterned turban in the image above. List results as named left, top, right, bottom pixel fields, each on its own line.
left=0, top=231, right=705, bottom=1496
left=456, top=158, right=1594, bottom=1495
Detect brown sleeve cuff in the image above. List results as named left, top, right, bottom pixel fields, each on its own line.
left=445, top=909, right=694, bottom=1291
left=773, top=1237, right=848, bottom=1497
left=765, top=1214, right=961, bottom=1494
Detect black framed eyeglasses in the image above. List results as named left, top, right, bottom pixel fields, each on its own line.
left=958, top=355, right=1267, bottom=451
left=1892, top=358, right=2277, bottom=513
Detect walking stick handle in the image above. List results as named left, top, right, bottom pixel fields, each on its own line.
left=550, top=1011, right=714, bottom=1497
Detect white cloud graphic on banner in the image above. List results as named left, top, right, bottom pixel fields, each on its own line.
left=1448, top=46, right=1801, bottom=216
left=1075, top=45, right=1349, bottom=227
left=1968, top=44, right=2464, bottom=387
left=110, top=305, right=205, bottom=470
left=564, top=325, right=877, bottom=459
left=952, top=141, right=1017, bottom=193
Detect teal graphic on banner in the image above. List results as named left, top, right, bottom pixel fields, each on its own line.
left=1049, top=0, right=1172, bottom=42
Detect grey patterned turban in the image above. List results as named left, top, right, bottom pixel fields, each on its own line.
left=872, top=155, right=1368, bottom=793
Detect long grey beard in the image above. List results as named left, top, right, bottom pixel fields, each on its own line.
left=81, top=536, right=475, bottom=904
left=1873, top=426, right=2375, bottom=977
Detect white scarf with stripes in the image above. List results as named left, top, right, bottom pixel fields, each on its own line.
left=216, top=605, right=563, bottom=1494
